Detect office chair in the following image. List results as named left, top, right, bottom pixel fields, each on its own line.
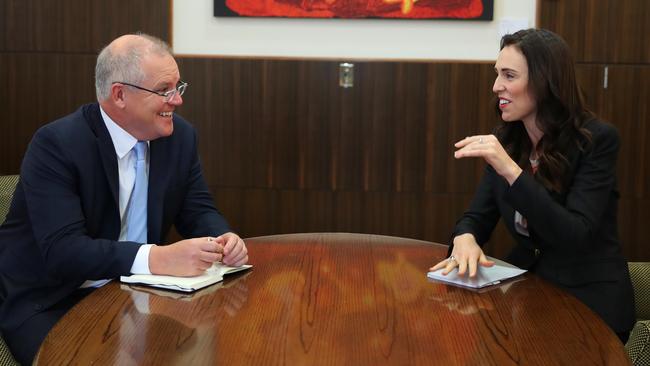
left=0, top=175, right=19, bottom=224
left=0, top=175, right=20, bottom=366
left=0, top=336, right=18, bottom=366
left=626, top=262, right=650, bottom=365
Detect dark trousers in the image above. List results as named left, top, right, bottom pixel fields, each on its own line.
left=4, top=288, right=94, bottom=365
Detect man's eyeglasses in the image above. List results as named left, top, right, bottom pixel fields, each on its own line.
left=113, top=81, right=188, bottom=102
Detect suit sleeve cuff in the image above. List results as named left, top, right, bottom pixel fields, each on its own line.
left=130, top=244, right=153, bottom=274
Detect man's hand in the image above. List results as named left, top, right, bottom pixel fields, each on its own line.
left=216, top=232, right=248, bottom=267
left=149, top=237, right=224, bottom=276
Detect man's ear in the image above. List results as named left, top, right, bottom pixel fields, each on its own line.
left=111, top=83, right=127, bottom=108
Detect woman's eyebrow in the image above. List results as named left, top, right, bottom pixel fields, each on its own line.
left=495, top=67, right=519, bottom=74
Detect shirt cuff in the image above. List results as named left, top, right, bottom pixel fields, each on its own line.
left=130, top=244, right=153, bottom=274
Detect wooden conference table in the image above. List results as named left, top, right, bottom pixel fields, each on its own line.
left=36, top=233, right=629, bottom=365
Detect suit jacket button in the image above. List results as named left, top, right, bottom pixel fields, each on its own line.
left=534, top=248, right=541, bottom=257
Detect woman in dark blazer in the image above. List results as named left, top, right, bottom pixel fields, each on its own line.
left=430, top=28, right=635, bottom=342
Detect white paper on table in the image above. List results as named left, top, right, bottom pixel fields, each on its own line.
left=427, top=256, right=526, bottom=289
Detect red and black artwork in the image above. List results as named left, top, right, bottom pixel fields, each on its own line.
left=214, top=0, right=493, bottom=20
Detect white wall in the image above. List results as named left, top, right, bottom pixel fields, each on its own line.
left=172, top=0, right=536, bottom=61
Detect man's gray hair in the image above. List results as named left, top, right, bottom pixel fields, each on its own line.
left=95, top=33, right=173, bottom=101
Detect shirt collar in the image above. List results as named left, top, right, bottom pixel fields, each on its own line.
left=100, top=106, right=140, bottom=159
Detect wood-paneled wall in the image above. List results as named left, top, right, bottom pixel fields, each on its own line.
left=539, top=0, right=650, bottom=260
left=1, top=0, right=648, bottom=260
left=0, top=0, right=170, bottom=173
left=176, top=58, right=513, bottom=255
left=539, top=0, right=650, bottom=64
left=0, top=0, right=169, bottom=53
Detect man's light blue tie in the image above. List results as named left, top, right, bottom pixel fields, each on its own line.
left=127, top=141, right=148, bottom=243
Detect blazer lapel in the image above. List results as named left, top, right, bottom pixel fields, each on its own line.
left=86, top=104, right=120, bottom=209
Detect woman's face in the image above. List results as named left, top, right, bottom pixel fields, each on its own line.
left=493, top=45, right=537, bottom=125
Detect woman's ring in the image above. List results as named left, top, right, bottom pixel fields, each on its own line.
left=448, top=255, right=456, bottom=263
left=479, top=137, right=484, bottom=144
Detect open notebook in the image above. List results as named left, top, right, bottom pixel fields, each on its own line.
left=120, top=270, right=252, bottom=301
left=427, top=256, right=526, bottom=289
left=120, top=263, right=252, bottom=293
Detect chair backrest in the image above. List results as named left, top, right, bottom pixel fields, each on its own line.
left=629, top=262, right=650, bottom=321
left=0, top=334, right=18, bottom=366
left=0, top=175, right=21, bottom=365
left=627, top=320, right=650, bottom=366
left=0, top=175, right=19, bottom=224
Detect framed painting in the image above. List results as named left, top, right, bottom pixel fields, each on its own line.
left=214, top=0, right=493, bottom=20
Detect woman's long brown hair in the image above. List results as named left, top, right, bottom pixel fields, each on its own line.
left=495, top=28, right=593, bottom=193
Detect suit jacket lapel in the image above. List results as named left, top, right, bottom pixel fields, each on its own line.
left=86, top=104, right=120, bottom=209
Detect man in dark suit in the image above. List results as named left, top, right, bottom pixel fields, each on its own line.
left=0, top=33, right=248, bottom=364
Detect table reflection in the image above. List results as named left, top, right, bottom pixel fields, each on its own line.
left=36, top=233, right=630, bottom=365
